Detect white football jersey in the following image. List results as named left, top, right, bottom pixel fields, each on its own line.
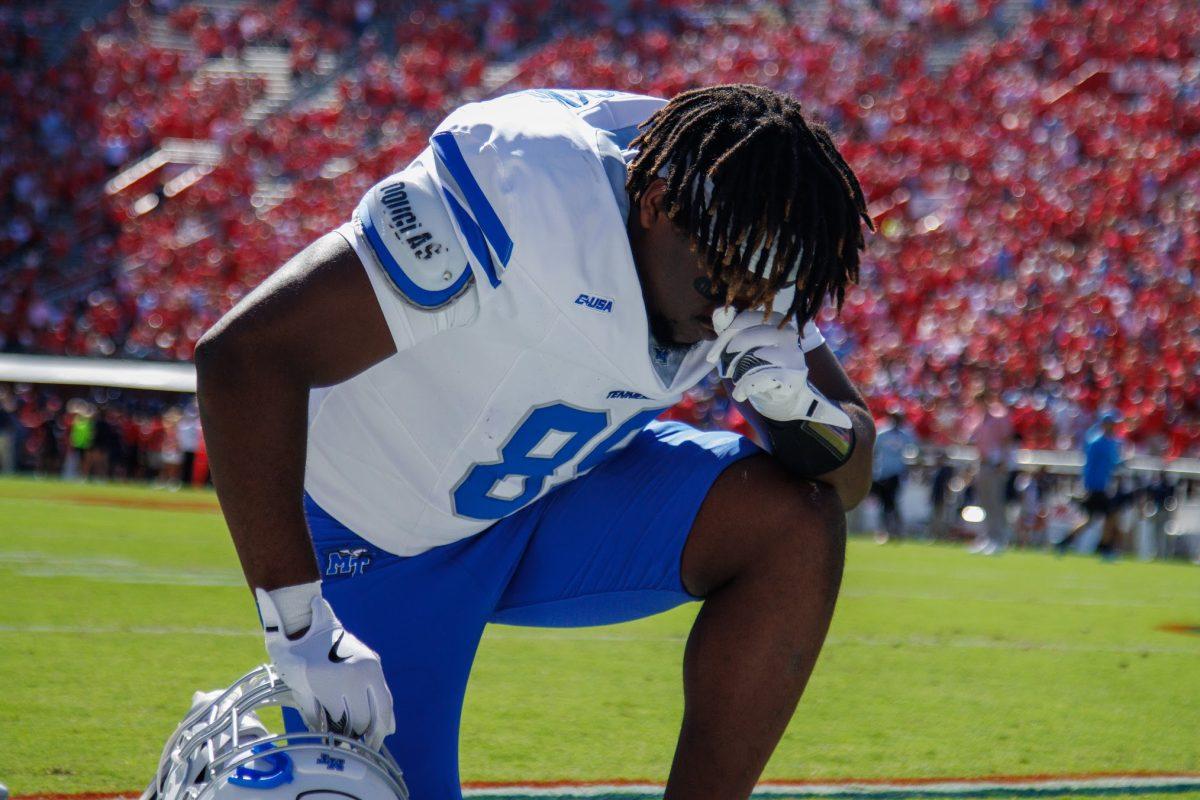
left=306, top=89, right=823, bottom=556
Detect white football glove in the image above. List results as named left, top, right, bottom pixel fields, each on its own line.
left=707, top=308, right=852, bottom=428
left=256, top=590, right=395, bottom=750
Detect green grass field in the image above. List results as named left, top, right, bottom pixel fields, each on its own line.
left=1, top=476, right=1198, bottom=799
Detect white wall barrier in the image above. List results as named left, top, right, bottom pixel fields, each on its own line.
left=0, top=353, right=195, bottom=392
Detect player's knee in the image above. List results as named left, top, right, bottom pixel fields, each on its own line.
left=763, top=476, right=847, bottom=594
left=686, top=458, right=846, bottom=597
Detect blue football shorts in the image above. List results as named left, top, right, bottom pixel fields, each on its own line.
left=292, top=419, right=760, bottom=799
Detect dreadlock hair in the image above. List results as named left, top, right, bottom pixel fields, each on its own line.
left=626, top=84, right=873, bottom=325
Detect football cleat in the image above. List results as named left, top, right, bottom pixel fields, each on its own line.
left=141, top=664, right=408, bottom=800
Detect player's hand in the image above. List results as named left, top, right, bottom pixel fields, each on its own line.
left=258, top=593, right=395, bottom=749
left=707, top=308, right=852, bottom=427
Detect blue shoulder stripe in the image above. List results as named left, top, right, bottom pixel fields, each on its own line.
left=442, top=190, right=501, bottom=289
left=430, top=131, right=514, bottom=267
left=359, top=202, right=473, bottom=308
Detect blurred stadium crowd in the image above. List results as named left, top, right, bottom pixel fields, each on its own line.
left=0, top=0, right=1197, bottom=466
left=0, top=382, right=207, bottom=486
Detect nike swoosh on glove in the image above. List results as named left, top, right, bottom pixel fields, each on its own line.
left=707, top=309, right=852, bottom=428
left=257, top=591, right=395, bottom=750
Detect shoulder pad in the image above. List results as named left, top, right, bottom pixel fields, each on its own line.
left=355, top=155, right=472, bottom=310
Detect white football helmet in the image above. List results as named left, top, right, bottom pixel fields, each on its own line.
left=142, top=665, right=409, bottom=800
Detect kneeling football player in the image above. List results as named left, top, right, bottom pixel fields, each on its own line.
left=196, top=84, right=876, bottom=799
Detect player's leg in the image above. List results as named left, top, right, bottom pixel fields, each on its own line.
left=301, top=495, right=539, bottom=800
left=666, top=454, right=845, bottom=800
left=489, top=420, right=844, bottom=799
left=491, top=421, right=762, bottom=629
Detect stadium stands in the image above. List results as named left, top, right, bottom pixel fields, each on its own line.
left=1, top=0, right=1197, bottom=457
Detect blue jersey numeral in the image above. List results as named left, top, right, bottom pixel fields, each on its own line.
left=452, top=403, right=663, bottom=521
left=576, top=407, right=662, bottom=474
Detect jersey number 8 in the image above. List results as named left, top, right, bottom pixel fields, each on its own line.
left=452, top=403, right=663, bottom=520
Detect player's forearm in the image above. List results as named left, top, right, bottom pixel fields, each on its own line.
left=808, top=403, right=874, bottom=509
left=726, top=340, right=874, bottom=509
left=800, top=345, right=874, bottom=508
left=195, top=338, right=320, bottom=592
left=735, top=395, right=874, bottom=509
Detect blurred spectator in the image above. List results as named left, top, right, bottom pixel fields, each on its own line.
left=160, top=407, right=184, bottom=488
left=929, top=451, right=956, bottom=540
left=1014, top=467, right=1051, bottom=548
left=178, top=401, right=202, bottom=486
left=136, top=410, right=166, bottom=479
left=0, top=382, right=201, bottom=486
left=871, top=409, right=916, bottom=542
left=966, top=391, right=1014, bottom=553
left=1145, top=471, right=1177, bottom=558
left=1056, top=410, right=1124, bottom=555
left=63, top=399, right=97, bottom=480
left=0, top=389, right=15, bottom=473
left=89, top=407, right=119, bottom=478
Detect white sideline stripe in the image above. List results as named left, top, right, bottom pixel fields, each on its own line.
left=0, top=624, right=259, bottom=637
left=3, top=554, right=1187, bottom=606
left=827, top=632, right=1200, bottom=656
left=0, top=624, right=1196, bottom=655
left=23, top=774, right=1200, bottom=800
left=841, top=588, right=1188, bottom=610
left=5, top=567, right=244, bottom=586
left=485, top=631, right=1200, bottom=656
left=458, top=775, right=1200, bottom=796
left=0, top=551, right=244, bottom=587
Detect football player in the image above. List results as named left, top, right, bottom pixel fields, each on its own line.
left=196, top=84, right=876, bottom=799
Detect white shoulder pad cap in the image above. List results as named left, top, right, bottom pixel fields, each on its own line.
left=354, top=157, right=472, bottom=309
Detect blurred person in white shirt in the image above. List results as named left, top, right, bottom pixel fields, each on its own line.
left=966, top=391, right=1014, bottom=554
